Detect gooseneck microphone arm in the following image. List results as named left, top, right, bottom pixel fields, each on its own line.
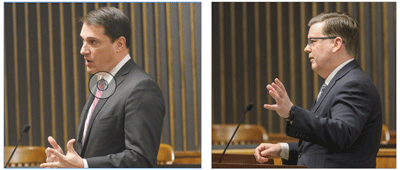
left=218, top=103, right=254, bottom=163
left=5, top=124, right=30, bottom=168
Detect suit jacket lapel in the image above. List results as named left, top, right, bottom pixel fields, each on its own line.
left=311, top=81, right=335, bottom=113
left=311, top=60, right=360, bottom=113
left=84, top=97, right=108, bottom=145
left=115, top=59, right=135, bottom=86
left=76, top=93, right=95, bottom=155
left=311, top=97, right=317, bottom=109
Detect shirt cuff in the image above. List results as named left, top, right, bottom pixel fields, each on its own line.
left=83, top=159, right=89, bottom=168
left=279, top=142, right=289, bottom=160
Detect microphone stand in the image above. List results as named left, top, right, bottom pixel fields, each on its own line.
left=218, top=103, right=253, bottom=163
left=5, top=124, right=30, bottom=168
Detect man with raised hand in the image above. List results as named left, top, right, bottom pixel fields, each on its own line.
left=254, top=12, right=382, bottom=168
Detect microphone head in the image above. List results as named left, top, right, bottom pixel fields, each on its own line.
left=22, top=124, right=30, bottom=133
left=245, top=102, right=254, bottom=111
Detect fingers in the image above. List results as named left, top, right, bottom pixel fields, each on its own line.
left=271, top=83, right=285, bottom=98
left=274, top=78, right=287, bottom=92
left=254, top=144, right=270, bottom=163
left=47, top=148, right=66, bottom=160
left=40, top=162, right=60, bottom=168
left=268, top=87, right=282, bottom=102
left=254, top=144, right=266, bottom=158
left=256, top=156, right=269, bottom=163
left=66, top=139, right=78, bottom=155
left=48, top=136, right=64, bottom=154
left=264, top=104, right=278, bottom=111
left=266, top=85, right=277, bottom=94
left=254, top=145, right=261, bottom=161
left=48, top=136, right=59, bottom=149
left=267, top=84, right=284, bottom=101
left=45, top=147, right=50, bottom=158
left=45, top=148, right=58, bottom=163
left=274, top=83, right=284, bottom=97
left=41, top=148, right=64, bottom=168
left=265, top=85, right=279, bottom=111
left=41, top=139, right=81, bottom=168
left=46, top=155, right=57, bottom=163
left=254, top=144, right=263, bottom=157
left=267, top=78, right=287, bottom=98
left=265, top=78, right=293, bottom=118
left=260, top=148, right=273, bottom=157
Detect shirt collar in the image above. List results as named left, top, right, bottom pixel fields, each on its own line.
left=324, top=58, right=354, bottom=86
left=98, top=54, right=131, bottom=83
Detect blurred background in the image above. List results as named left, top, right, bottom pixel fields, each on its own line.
left=212, top=2, right=396, bottom=133
left=4, top=2, right=201, bottom=154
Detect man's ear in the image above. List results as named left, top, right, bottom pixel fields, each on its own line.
left=332, top=37, right=343, bottom=54
left=115, top=36, right=126, bottom=53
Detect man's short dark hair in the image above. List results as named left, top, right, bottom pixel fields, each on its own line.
left=80, top=7, right=131, bottom=48
left=308, top=12, right=359, bottom=57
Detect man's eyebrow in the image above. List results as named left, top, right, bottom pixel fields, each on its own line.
left=81, top=36, right=99, bottom=40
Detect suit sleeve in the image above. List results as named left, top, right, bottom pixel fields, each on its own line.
left=282, top=142, right=299, bottom=165
left=285, top=80, right=376, bottom=151
left=86, top=79, right=165, bottom=167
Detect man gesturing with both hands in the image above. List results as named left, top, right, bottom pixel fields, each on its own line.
left=254, top=12, right=382, bottom=168
left=40, top=7, right=165, bottom=168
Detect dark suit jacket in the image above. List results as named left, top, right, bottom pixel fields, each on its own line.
left=75, top=59, right=165, bottom=168
left=283, top=60, right=382, bottom=168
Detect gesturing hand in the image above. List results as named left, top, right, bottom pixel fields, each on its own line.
left=40, top=139, right=84, bottom=168
left=264, top=78, right=293, bottom=118
left=45, top=136, right=64, bottom=163
left=254, top=143, right=282, bottom=163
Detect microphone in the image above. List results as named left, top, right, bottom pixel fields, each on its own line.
left=218, top=103, right=254, bottom=163
left=4, top=124, right=30, bottom=168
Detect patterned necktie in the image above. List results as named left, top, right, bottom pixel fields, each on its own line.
left=83, top=80, right=105, bottom=143
left=316, top=84, right=327, bottom=102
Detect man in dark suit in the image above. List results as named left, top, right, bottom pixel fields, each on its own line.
left=40, top=7, right=165, bottom=168
left=254, top=12, right=382, bottom=168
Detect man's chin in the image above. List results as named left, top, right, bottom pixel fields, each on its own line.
left=311, top=65, right=317, bottom=71
left=86, top=67, right=96, bottom=74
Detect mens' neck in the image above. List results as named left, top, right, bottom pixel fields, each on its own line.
left=322, top=58, right=354, bottom=86
left=106, top=49, right=129, bottom=72
left=319, top=52, right=354, bottom=79
left=109, top=52, right=131, bottom=76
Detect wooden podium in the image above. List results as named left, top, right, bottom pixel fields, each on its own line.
left=212, top=153, right=307, bottom=168
left=212, top=162, right=307, bottom=168
left=213, top=147, right=396, bottom=168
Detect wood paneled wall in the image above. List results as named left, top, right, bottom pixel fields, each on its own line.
left=212, top=2, right=396, bottom=133
left=4, top=2, right=201, bottom=152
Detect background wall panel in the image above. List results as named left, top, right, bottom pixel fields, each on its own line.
left=212, top=2, right=396, bottom=132
left=4, top=2, right=201, bottom=152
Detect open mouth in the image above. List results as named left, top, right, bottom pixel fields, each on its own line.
left=85, top=58, right=92, bottom=65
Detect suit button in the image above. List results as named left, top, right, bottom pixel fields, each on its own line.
left=298, top=153, right=302, bottom=158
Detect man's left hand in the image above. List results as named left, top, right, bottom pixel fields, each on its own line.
left=264, top=78, right=293, bottom=118
left=40, top=139, right=84, bottom=168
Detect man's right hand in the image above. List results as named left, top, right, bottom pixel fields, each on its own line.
left=254, top=143, right=282, bottom=163
left=45, top=136, right=65, bottom=163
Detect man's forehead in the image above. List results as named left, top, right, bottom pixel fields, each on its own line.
left=308, top=22, right=325, bottom=36
left=80, top=23, right=106, bottom=38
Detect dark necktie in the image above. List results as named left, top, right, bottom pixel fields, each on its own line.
left=316, top=84, right=327, bottom=102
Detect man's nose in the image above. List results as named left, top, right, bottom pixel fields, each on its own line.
left=304, top=44, right=311, bottom=53
left=80, top=43, right=89, bottom=55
